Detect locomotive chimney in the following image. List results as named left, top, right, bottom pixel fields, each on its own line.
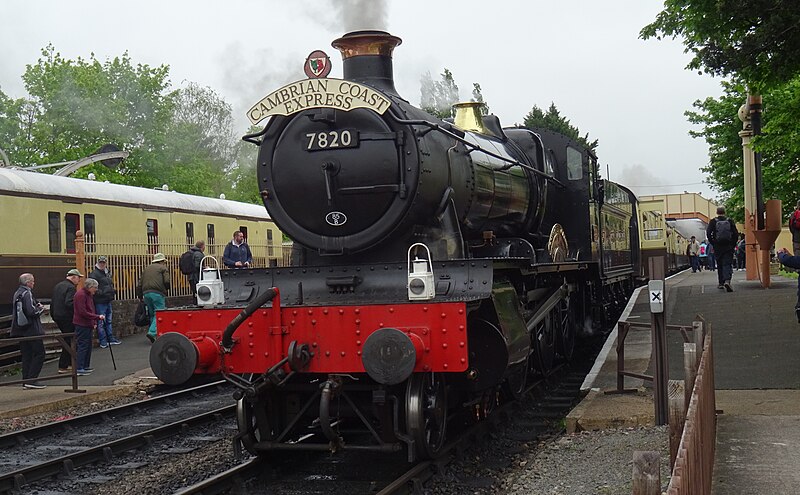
left=332, top=30, right=402, bottom=95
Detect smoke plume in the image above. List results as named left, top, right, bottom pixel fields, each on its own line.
left=329, top=0, right=389, bottom=32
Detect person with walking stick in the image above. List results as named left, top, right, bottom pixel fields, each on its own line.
left=73, top=278, right=105, bottom=376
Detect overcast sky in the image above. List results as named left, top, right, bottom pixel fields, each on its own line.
left=0, top=0, right=727, bottom=199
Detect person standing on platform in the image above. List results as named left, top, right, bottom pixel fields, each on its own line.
left=89, top=256, right=121, bottom=348
left=707, top=243, right=716, bottom=271
left=698, top=240, right=709, bottom=271
left=789, top=200, right=800, bottom=256
left=223, top=230, right=252, bottom=268
left=688, top=236, right=701, bottom=273
left=73, top=278, right=104, bottom=376
left=51, top=269, right=83, bottom=374
left=735, top=234, right=746, bottom=270
left=186, top=240, right=206, bottom=294
left=777, top=248, right=800, bottom=323
left=11, top=273, right=46, bottom=389
left=707, top=206, right=739, bottom=292
left=137, top=252, right=171, bottom=343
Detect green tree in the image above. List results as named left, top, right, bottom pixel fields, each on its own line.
left=686, top=77, right=800, bottom=222
left=21, top=44, right=174, bottom=177
left=420, top=68, right=460, bottom=119
left=523, top=103, right=598, bottom=151
left=227, top=125, right=263, bottom=205
left=640, top=1, right=800, bottom=91
left=471, top=83, right=489, bottom=115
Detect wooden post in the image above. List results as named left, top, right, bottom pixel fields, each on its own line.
left=683, top=343, right=697, bottom=411
left=75, top=230, right=86, bottom=278
left=692, top=320, right=704, bottom=365
left=668, top=379, right=686, bottom=469
left=632, top=451, right=661, bottom=495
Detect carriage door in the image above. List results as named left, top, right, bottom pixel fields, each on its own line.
left=65, top=213, right=80, bottom=254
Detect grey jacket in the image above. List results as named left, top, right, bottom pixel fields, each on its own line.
left=11, top=285, right=44, bottom=337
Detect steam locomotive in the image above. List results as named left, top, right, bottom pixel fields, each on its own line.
left=149, top=31, right=640, bottom=461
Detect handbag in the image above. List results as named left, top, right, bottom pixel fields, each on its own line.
left=15, top=298, right=29, bottom=327
left=133, top=300, right=150, bottom=327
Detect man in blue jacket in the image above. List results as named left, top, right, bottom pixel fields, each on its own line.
left=777, top=247, right=800, bottom=323
left=223, top=231, right=253, bottom=268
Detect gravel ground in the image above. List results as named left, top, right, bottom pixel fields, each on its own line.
left=0, top=381, right=155, bottom=434
left=502, top=426, right=670, bottom=495
left=428, top=424, right=670, bottom=495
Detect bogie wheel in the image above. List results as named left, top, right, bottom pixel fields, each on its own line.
left=236, top=396, right=272, bottom=455
left=502, top=358, right=528, bottom=400
left=405, top=372, right=448, bottom=459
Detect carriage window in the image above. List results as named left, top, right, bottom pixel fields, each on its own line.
left=239, top=226, right=248, bottom=241
left=65, top=213, right=80, bottom=254
left=84, top=214, right=96, bottom=252
left=207, top=224, right=216, bottom=255
left=48, top=212, right=61, bottom=253
left=267, top=229, right=274, bottom=256
left=146, top=218, right=159, bottom=253
left=566, top=146, right=583, bottom=180
left=186, top=222, right=194, bottom=245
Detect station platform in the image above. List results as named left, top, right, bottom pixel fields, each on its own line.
left=0, top=332, right=159, bottom=420
left=570, top=268, right=800, bottom=494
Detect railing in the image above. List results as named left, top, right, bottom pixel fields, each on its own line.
left=76, top=233, right=293, bottom=302
left=610, top=320, right=696, bottom=393
left=667, top=321, right=716, bottom=494
left=0, top=333, right=84, bottom=393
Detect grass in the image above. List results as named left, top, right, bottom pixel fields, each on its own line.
left=779, top=269, right=799, bottom=280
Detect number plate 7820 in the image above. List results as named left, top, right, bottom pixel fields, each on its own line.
left=305, top=130, right=359, bottom=151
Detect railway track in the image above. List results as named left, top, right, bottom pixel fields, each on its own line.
left=0, top=380, right=235, bottom=494
left=174, top=357, right=592, bottom=495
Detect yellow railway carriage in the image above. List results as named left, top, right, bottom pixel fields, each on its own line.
left=0, top=168, right=281, bottom=313
left=639, top=199, right=690, bottom=277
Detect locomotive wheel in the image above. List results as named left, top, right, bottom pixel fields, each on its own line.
left=556, top=296, right=577, bottom=362
left=532, top=311, right=557, bottom=376
left=405, top=372, right=448, bottom=459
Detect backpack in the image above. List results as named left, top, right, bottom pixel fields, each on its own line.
left=791, top=210, right=800, bottom=230
left=699, top=245, right=706, bottom=256
left=179, top=250, right=195, bottom=275
left=715, top=219, right=733, bottom=243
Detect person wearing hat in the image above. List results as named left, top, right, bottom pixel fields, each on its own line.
left=136, top=253, right=171, bottom=343
left=89, top=256, right=121, bottom=348
left=51, top=268, right=84, bottom=373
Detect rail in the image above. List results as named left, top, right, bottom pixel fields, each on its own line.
left=666, top=322, right=716, bottom=494
left=0, top=333, right=83, bottom=392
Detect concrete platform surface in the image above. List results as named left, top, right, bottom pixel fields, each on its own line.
left=0, top=332, right=159, bottom=419
left=568, top=268, right=800, bottom=493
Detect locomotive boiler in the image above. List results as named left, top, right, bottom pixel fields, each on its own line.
left=149, top=30, right=639, bottom=461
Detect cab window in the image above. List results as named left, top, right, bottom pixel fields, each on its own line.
left=566, top=146, right=583, bottom=180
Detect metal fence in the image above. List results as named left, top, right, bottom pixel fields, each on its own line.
left=79, top=235, right=293, bottom=301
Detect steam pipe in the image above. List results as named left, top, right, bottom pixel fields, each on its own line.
left=221, top=287, right=278, bottom=350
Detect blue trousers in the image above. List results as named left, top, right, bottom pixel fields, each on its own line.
left=143, top=292, right=166, bottom=338
left=690, top=256, right=699, bottom=272
left=95, top=302, right=115, bottom=345
left=75, top=325, right=93, bottom=370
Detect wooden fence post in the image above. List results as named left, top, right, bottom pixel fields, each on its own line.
left=683, top=343, right=697, bottom=410
left=692, top=321, right=704, bottom=366
left=75, top=230, right=86, bottom=277
left=668, top=379, right=686, bottom=469
left=633, top=451, right=661, bottom=495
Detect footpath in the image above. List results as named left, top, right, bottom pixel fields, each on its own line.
left=570, top=268, right=800, bottom=494
left=0, top=333, right=157, bottom=419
